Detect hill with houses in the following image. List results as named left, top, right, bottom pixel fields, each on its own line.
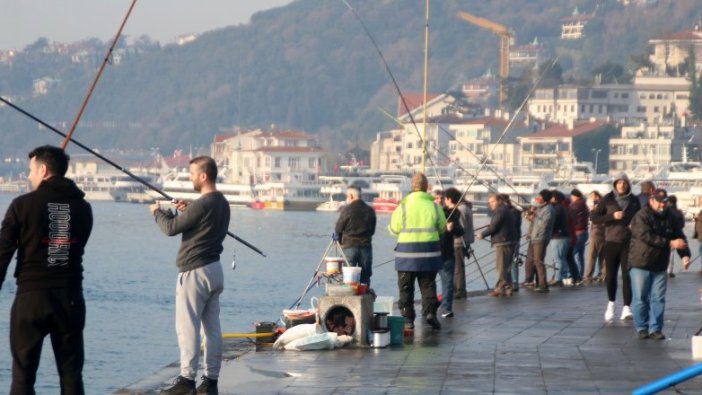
left=0, top=0, right=699, bottom=158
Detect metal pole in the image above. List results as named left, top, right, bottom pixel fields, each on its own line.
left=632, top=362, right=702, bottom=395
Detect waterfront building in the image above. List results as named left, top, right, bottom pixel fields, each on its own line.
left=608, top=123, right=692, bottom=177
left=211, top=129, right=325, bottom=185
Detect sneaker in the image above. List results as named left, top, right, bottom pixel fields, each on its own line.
left=441, top=311, right=454, bottom=318
left=549, top=280, right=563, bottom=287
left=160, top=376, right=195, bottom=395
left=649, top=331, right=666, bottom=340
left=563, top=278, right=573, bottom=286
left=620, top=305, right=633, bottom=321
left=637, top=330, right=649, bottom=339
left=425, top=314, right=441, bottom=330
left=454, top=290, right=467, bottom=299
left=196, top=376, right=218, bottom=395
left=604, top=301, right=615, bottom=322
left=533, top=285, right=549, bottom=293
left=668, top=272, right=676, bottom=278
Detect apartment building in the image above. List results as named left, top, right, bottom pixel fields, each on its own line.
left=648, top=25, right=702, bottom=74
left=608, top=123, right=689, bottom=176
left=211, top=129, right=324, bottom=184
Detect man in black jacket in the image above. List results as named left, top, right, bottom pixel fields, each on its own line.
left=0, top=145, right=93, bottom=395
left=335, top=185, right=376, bottom=286
left=628, top=189, right=689, bottom=340
left=478, top=194, right=517, bottom=297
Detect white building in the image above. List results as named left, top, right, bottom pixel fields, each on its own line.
left=608, top=123, right=688, bottom=176
left=211, top=129, right=325, bottom=184
left=648, top=26, right=702, bottom=75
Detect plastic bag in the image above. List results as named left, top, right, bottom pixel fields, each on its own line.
left=272, top=323, right=323, bottom=350
left=284, top=332, right=338, bottom=351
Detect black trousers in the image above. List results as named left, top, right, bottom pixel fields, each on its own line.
left=10, top=288, right=85, bottom=395
left=603, top=240, right=632, bottom=306
left=397, top=271, right=438, bottom=321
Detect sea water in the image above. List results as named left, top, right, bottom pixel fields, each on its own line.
left=0, top=195, right=500, bottom=394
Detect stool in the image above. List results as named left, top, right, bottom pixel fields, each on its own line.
left=318, top=294, right=373, bottom=346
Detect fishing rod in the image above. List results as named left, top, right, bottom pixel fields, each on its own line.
left=0, top=97, right=266, bottom=258
left=341, top=0, right=446, bottom=188
left=61, top=0, right=138, bottom=150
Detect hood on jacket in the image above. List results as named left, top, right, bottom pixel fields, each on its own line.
left=612, top=173, right=632, bottom=197
left=39, top=176, right=86, bottom=199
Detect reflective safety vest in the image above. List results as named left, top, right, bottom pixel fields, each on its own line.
left=388, top=191, right=446, bottom=271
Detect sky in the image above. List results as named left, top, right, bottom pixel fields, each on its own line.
left=0, top=0, right=294, bottom=49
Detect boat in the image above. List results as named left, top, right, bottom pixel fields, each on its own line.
left=253, top=181, right=325, bottom=211
left=315, top=175, right=380, bottom=212
left=0, top=179, right=29, bottom=194
left=154, top=172, right=255, bottom=207
left=73, top=173, right=155, bottom=203
left=372, top=174, right=411, bottom=213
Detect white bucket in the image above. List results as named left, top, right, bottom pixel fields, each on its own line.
left=342, top=266, right=362, bottom=284
left=692, top=336, right=702, bottom=359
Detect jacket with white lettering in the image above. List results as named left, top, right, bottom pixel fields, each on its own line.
left=0, top=176, right=93, bottom=292
left=388, top=191, right=446, bottom=272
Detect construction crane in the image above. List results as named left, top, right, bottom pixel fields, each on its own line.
left=457, top=11, right=513, bottom=107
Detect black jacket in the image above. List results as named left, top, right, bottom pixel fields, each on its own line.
left=335, top=199, right=376, bottom=248
left=628, top=204, right=690, bottom=272
left=590, top=191, right=640, bottom=243
left=441, top=207, right=464, bottom=259
left=551, top=203, right=570, bottom=239
left=0, top=177, right=93, bottom=292
left=481, top=204, right=517, bottom=245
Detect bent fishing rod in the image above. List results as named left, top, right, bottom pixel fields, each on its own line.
left=61, top=0, right=138, bottom=150
left=0, top=97, right=266, bottom=258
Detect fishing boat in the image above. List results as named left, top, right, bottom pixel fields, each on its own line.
left=72, top=173, right=155, bottom=203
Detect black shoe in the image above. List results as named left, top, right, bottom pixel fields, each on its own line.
left=637, top=330, right=649, bottom=339
left=454, top=291, right=467, bottom=299
left=649, top=331, right=666, bottom=340
left=196, top=376, right=218, bottom=395
left=533, top=285, right=549, bottom=293
left=668, top=272, right=676, bottom=278
left=160, top=376, right=195, bottom=395
left=425, top=314, right=441, bottom=330
left=441, top=311, right=454, bottom=318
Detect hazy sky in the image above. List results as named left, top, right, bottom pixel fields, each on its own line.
left=0, top=0, right=294, bottom=49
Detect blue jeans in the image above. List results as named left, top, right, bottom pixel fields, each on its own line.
left=630, top=267, right=667, bottom=333
left=574, top=231, right=588, bottom=277
left=343, top=245, right=373, bottom=286
left=550, top=238, right=570, bottom=280
left=439, top=258, right=455, bottom=313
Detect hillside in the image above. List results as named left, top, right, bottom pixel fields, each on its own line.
left=0, top=0, right=698, bottom=155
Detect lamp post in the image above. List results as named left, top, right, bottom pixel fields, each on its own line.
left=592, top=148, right=602, bottom=174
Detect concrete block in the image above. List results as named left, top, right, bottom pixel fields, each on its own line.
left=318, top=294, right=373, bottom=346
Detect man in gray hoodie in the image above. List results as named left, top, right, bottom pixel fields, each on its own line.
left=591, top=173, right=641, bottom=322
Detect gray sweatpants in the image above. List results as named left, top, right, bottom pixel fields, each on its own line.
left=175, top=261, right=224, bottom=380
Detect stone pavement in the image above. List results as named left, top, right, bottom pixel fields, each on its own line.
left=115, top=272, right=702, bottom=394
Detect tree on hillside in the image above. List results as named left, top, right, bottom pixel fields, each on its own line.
left=689, top=49, right=702, bottom=121
left=591, top=62, right=631, bottom=84
left=629, top=53, right=653, bottom=74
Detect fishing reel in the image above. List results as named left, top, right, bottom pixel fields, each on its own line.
left=231, top=249, right=237, bottom=271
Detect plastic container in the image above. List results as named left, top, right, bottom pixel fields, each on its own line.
left=388, top=316, right=404, bottom=346
left=342, top=266, right=362, bottom=284
left=324, top=257, right=343, bottom=274
left=373, top=296, right=395, bottom=314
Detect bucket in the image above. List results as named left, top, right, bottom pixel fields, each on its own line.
left=324, top=257, right=343, bottom=274
left=693, top=336, right=702, bottom=359
left=388, top=316, right=404, bottom=346
left=373, top=296, right=394, bottom=314
left=342, top=266, right=362, bottom=284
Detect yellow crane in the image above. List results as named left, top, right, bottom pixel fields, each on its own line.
left=457, top=11, right=513, bottom=106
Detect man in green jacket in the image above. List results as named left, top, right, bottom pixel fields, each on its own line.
left=389, top=173, right=446, bottom=330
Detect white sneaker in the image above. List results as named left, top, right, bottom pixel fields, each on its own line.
left=604, top=301, right=615, bottom=321
left=563, top=278, right=572, bottom=286
left=620, top=305, right=633, bottom=320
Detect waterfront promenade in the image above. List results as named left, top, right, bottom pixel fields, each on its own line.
left=116, top=272, right=702, bottom=394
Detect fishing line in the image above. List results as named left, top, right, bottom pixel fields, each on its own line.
left=62, top=0, right=138, bottom=150
left=0, top=97, right=266, bottom=257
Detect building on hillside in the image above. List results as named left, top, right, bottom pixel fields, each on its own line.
left=560, top=7, right=594, bottom=40
left=397, top=93, right=449, bottom=123
left=210, top=129, right=324, bottom=185
left=32, top=77, right=61, bottom=96
left=509, top=37, right=548, bottom=74
left=608, top=123, right=692, bottom=177
left=462, top=71, right=499, bottom=107
left=648, top=25, right=702, bottom=75
left=527, top=76, right=691, bottom=125
left=517, top=120, right=611, bottom=175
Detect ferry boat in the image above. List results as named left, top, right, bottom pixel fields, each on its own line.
left=73, top=173, right=155, bottom=203
left=372, top=175, right=411, bottom=213
left=253, top=181, right=325, bottom=211
left=154, top=172, right=255, bottom=207
left=315, top=175, right=379, bottom=212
